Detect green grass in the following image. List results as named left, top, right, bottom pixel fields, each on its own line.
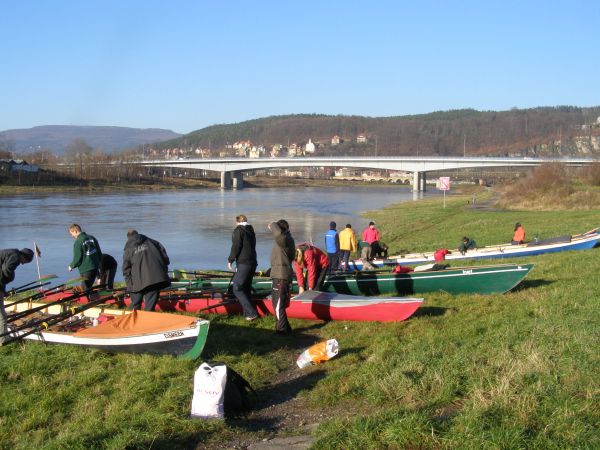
left=1, top=191, right=599, bottom=449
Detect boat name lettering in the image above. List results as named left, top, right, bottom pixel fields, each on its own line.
left=462, top=269, right=473, bottom=274
left=164, top=331, right=184, bottom=339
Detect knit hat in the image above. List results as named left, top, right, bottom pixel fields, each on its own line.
left=20, top=248, right=34, bottom=262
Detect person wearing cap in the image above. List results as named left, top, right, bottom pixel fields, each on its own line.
left=512, top=223, right=526, bottom=245
left=67, top=223, right=102, bottom=290
left=0, top=248, right=34, bottom=344
left=324, top=221, right=340, bottom=273
left=122, top=230, right=171, bottom=311
left=339, top=224, right=357, bottom=271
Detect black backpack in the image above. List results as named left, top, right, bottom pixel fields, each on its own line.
left=209, top=362, right=257, bottom=416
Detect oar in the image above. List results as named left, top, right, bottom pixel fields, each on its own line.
left=6, top=275, right=58, bottom=296
left=195, top=299, right=238, bottom=314
left=2, top=296, right=116, bottom=346
left=4, top=277, right=85, bottom=309
left=6, top=285, right=107, bottom=324
left=172, top=269, right=235, bottom=280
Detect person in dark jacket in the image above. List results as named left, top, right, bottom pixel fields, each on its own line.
left=1, top=248, right=34, bottom=344
left=97, top=253, right=118, bottom=290
left=458, top=236, right=477, bottom=255
left=227, top=214, right=259, bottom=320
left=68, top=224, right=102, bottom=290
left=268, top=219, right=296, bottom=334
left=122, top=230, right=171, bottom=311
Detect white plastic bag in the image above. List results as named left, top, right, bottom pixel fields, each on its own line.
left=191, top=362, right=227, bottom=419
left=297, top=339, right=339, bottom=368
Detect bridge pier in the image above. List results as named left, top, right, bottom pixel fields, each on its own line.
left=220, top=172, right=231, bottom=189
left=412, top=171, right=428, bottom=192
left=232, top=171, right=244, bottom=189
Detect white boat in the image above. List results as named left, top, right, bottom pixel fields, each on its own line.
left=349, top=229, right=600, bottom=270
left=5, top=302, right=209, bottom=359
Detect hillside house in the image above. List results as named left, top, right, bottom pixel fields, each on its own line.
left=357, top=134, right=368, bottom=144
left=0, top=159, right=39, bottom=173
left=305, top=139, right=316, bottom=154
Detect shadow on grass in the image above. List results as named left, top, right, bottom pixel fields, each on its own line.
left=511, top=279, right=554, bottom=291
left=227, top=369, right=327, bottom=432
left=412, top=306, right=455, bottom=318
left=202, top=320, right=328, bottom=357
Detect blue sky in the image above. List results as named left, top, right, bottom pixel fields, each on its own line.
left=2, top=1, right=599, bottom=134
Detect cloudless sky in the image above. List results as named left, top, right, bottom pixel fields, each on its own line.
left=2, top=0, right=599, bottom=134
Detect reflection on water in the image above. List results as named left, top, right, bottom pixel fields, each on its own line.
left=0, top=186, right=437, bottom=286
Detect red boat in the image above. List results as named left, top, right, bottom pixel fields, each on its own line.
left=43, top=290, right=423, bottom=322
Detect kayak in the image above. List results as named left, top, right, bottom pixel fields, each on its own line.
left=5, top=301, right=209, bottom=359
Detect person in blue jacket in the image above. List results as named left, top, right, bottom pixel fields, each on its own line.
left=324, top=221, right=340, bottom=273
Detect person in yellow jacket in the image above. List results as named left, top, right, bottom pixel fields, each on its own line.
left=339, top=224, right=358, bottom=271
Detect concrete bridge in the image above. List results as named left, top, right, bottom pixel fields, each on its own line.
left=139, top=156, right=595, bottom=190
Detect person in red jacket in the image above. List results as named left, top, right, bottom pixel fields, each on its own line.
left=294, top=243, right=329, bottom=294
left=512, top=223, right=526, bottom=244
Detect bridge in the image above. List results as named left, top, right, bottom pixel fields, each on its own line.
left=138, top=156, right=596, bottom=190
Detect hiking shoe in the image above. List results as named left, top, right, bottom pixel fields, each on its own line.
left=245, top=315, right=259, bottom=321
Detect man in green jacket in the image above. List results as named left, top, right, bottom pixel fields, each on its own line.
left=68, top=224, right=102, bottom=290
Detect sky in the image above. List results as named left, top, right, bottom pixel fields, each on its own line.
left=2, top=0, right=599, bottom=134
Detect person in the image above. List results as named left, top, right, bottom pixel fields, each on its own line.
left=458, top=236, right=477, bottom=255
left=227, top=214, right=259, bottom=321
left=68, top=224, right=102, bottom=290
left=361, top=221, right=382, bottom=260
left=512, top=222, right=526, bottom=245
left=294, top=243, right=329, bottom=293
left=0, top=248, right=34, bottom=344
left=324, top=221, right=340, bottom=273
left=97, top=253, right=118, bottom=290
left=434, top=248, right=451, bottom=262
left=339, top=224, right=357, bottom=271
left=267, top=219, right=296, bottom=335
left=122, top=230, right=171, bottom=311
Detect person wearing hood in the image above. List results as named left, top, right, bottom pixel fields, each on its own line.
left=1, top=248, right=34, bottom=344
left=122, top=230, right=171, bottom=311
left=228, top=214, right=259, bottom=321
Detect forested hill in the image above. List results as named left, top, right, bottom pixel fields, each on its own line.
left=156, top=107, right=600, bottom=157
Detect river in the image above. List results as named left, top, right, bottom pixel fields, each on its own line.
left=0, top=186, right=438, bottom=287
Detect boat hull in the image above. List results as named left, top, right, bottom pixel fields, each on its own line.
left=348, top=232, right=600, bottom=270
left=6, top=304, right=209, bottom=360
left=175, top=263, right=533, bottom=296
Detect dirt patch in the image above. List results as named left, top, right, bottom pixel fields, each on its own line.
left=197, top=361, right=349, bottom=449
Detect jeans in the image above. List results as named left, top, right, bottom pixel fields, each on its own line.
left=129, top=287, right=160, bottom=311
left=231, top=263, right=258, bottom=319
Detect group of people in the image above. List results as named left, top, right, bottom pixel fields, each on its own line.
left=1, top=219, right=528, bottom=341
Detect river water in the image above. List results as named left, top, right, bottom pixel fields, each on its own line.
left=0, top=186, right=438, bottom=287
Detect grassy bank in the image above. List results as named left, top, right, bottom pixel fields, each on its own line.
left=1, top=193, right=599, bottom=449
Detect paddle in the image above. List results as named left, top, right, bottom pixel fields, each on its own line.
left=6, top=285, right=107, bottom=324
left=6, top=275, right=58, bottom=296
left=2, top=296, right=116, bottom=346
left=4, top=277, right=85, bottom=309
left=172, top=269, right=235, bottom=280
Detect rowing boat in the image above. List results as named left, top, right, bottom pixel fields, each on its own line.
left=174, top=263, right=534, bottom=296
left=35, top=289, right=422, bottom=322
left=5, top=302, right=209, bottom=359
left=348, top=229, right=599, bottom=270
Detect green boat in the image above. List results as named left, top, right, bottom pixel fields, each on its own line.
left=173, top=263, right=533, bottom=296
